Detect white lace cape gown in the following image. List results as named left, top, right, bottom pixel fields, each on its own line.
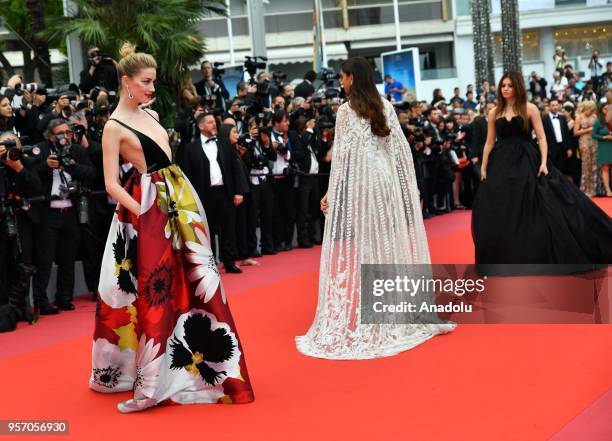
left=295, top=98, right=456, bottom=360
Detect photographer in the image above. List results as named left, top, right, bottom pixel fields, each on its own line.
left=529, top=72, right=548, bottom=100
left=195, top=60, right=230, bottom=113
left=32, top=119, right=96, bottom=314
left=588, top=49, right=604, bottom=94
left=69, top=113, right=111, bottom=300
left=219, top=124, right=256, bottom=267
left=174, top=99, right=205, bottom=163
left=295, top=70, right=317, bottom=99
left=87, top=105, right=110, bottom=144
left=37, top=92, right=78, bottom=136
left=242, top=116, right=276, bottom=256
left=20, top=89, right=52, bottom=144
left=223, top=98, right=246, bottom=134
left=79, top=47, right=119, bottom=94
left=0, top=132, right=42, bottom=331
left=270, top=110, right=297, bottom=252
left=2, top=83, right=52, bottom=143
left=291, top=116, right=321, bottom=248
left=0, top=93, right=25, bottom=136
left=279, top=84, right=295, bottom=107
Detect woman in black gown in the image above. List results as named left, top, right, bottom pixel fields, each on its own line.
left=472, top=72, right=612, bottom=264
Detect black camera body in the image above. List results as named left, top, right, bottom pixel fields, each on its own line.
left=72, top=125, right=86, bottom=143
left=244, top=56, right=268, bottom=79
left=212, top=62, right=225, bottom=82
left=52, top=142, right=74, bottom=168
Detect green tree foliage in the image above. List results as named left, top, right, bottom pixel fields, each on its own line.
left=0, top=0, right=64, bottom=85
left=44, top=0, right=226, bottom=124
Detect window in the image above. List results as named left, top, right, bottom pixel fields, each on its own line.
left=493, top=31, right=541, bottom=64
left=555, top=25, right=611, bottom=59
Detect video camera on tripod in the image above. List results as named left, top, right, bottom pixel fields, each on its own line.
left=318, top=68, right=342, bottom=99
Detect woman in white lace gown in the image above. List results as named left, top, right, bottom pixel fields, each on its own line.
left=295, top=57, right=455, bottom=360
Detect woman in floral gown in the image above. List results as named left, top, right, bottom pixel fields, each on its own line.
left=89, top=43, right=254, bottom=412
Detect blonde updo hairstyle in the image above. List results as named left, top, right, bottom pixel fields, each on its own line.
left=116, top=42, right=157, bottom=89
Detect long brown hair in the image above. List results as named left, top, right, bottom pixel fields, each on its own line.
left=341, top=57, right=390, bottom=137
left=494, top=71, right=529, bottom=132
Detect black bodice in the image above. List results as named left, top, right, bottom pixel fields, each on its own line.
left=110, top=117, right=172, bottom=173
left=495, top=115, right=531, bottom=139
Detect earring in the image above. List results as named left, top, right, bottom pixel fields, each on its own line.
left=127, top=86, right=134, bottom=100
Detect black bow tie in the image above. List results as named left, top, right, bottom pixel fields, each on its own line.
left=552, top=115, right=559, bottom=119
left=273, top=131, right=283, bottom=138
left=205, top=136, right=218, bottom=144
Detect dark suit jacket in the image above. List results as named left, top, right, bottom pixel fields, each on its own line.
left=470, top=116, right=488, bottom=160
left=294, top=81, right=315, bottom=99
left=290, top=130, right=320, bottom=174
left=541, top=113, right=571, bottom=151
left=28, top=140, right=96, bottom=223
left=178, top=136, right=244, bottom=204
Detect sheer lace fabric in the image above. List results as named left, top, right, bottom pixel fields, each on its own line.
left=295, top=99, right=455, bottom=360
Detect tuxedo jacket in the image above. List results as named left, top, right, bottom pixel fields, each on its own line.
left=288, top=130, right=321, bottom=174
left=178, top=136, right=244, bottom=204
left=541, top=113, right=572, bottom=150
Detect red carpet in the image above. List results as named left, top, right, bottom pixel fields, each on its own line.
left=1, top=201, right=610, bottom=440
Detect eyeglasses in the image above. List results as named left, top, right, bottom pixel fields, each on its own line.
left=54, top=130, right=73, bottom=137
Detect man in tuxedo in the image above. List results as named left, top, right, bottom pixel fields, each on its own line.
left=178, top=112, right=244, bottom=274
left=33, top=119, right=96, bottom=313
left=294, top=70, right=317, bottom=99
left=270, top=110, right=297, bottom=252
left=174, top=100, right=205, bottom=164
left=541, top=99, right=572, bottom=170
left=291, top=116, right=321, bottom=248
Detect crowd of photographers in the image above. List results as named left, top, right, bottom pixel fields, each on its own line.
left=1, top=46, right=611, bottom=332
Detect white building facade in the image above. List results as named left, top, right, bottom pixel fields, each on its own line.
left=201, top=0, right=611, bottom=101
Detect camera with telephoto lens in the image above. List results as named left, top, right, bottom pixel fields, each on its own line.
left=0, top=140, right=41, bottom=162
left=13, top=82, right=48, bottom=97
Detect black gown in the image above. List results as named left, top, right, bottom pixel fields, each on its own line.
left=472, top=115, right=612, bottom=265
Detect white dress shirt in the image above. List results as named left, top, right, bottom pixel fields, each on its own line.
left=549, top=113, right=563, bottom=143
left=306, top=128, right=319, bottom=174
left=270, top=131, right=291, bottom=177
left=201, top=134, right=224, bottom=186
left=50, top=169, right=73, bottom=208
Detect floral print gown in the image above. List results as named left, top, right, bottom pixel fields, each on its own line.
left=90, top=162, right=254, bottom=412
